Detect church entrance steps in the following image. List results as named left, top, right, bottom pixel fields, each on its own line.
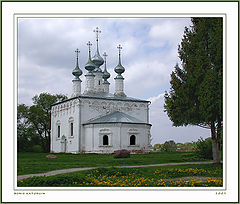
left=17, top=161, right=215, bottom=181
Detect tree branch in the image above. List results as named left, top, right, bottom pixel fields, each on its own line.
left=197, top=124, right=211, bottom=129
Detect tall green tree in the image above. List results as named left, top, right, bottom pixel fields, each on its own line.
left=164, top=18, right=223, bottom=163
left=17, top=93, right=67, bottom=152
left=17, top=104, right=41, bottom=152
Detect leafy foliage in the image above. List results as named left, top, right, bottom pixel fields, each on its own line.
left=162, top=140, right=177, bottom=152
left=176, top=142, right=196, bottom=152
left=154, top=167, right=222, bottom=178
left=152, top=144, right=162, bottom=151
left=31, top=145, right=43, bottom=153
left=18, top=174, right=88, bottom=187
left=17, top=93, right=67, bottom=152
left=88, top=167, right=141, bottom=177
left=194, top=138, right=213, bottom=159
left=164, top=18, right=223, bottom=163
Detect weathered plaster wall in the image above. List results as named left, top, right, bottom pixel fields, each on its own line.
left=51, top=97, right=151, bottom=153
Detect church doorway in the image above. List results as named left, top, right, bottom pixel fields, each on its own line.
left=61, top=135, right=67, bottom=152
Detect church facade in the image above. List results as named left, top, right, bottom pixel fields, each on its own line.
left=50, top=27, right=151, bottom=154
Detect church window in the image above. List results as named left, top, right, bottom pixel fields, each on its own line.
left=68, top=117, right=74, bottom=137
left=103, top=135, right=109, bottom=145
left=57, top=125, right=60, bottom=138
left=99, top=80, right=101, bottom=85
left=70, top=122, right=73, bottom=136
left=130, top=135, right=136, bottom=145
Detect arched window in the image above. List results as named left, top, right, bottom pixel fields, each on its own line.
left=130, top=135, right=136, bottom=145
left=56, top=120, right=61, bottom=139
left=103, top=135, right=109, bottom=146
left=70, top=122, right=73, bottom=136
left=57, top=125, right=61, bottom=138
left=68, top=117, right=74, bottom=137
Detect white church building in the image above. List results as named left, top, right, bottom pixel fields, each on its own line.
left=50, top=27, right=152, bottom=154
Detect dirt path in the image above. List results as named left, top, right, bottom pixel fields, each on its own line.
left=17, top=161, right=215, bottom=181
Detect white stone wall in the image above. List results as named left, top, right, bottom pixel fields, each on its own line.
left=51, top=97, right=150, bottom=153
left=114, top=78, right=125, bottom=96
left=51, top=98, right=80, bottom=153
left=80, top=98, right=149, bottom=124
left=84, top=75, right=95, bottom=94
left=94, top=72, right=104, bottom=92
left=83, top=123, right=151, bottom=153
left=103, top=83, right=109, bottom=93
left=72, top=79, right=81, bottom=97
left=120, top=124, right=151, bottom=152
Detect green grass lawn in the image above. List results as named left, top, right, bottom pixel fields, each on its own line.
left=18, top=152, right=208, bottom=175
left=18, top=164, right=223, bottom=187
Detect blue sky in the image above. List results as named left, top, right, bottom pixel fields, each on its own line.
left=18, top=17, right=210, bottom=144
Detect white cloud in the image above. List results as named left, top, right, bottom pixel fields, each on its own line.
left=148, top=18, right=191, bottom=47
left=148, top=93, right=165, bottom=103
left=148, top=93, right=210, bottom=144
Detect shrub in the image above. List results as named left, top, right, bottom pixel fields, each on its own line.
left=114, top=149, right=130, bottom=158
left=153, top=144, right=162, bottom=151
left=154, top=167, right=222, bottom=178
left=162, top=140, right=177, bottom=152
left=88, top=168, right=140, bottom=177
left=18, top=174, right=88, bottom=187
left=195, top=137, right=212, bottom=159
left=31, top=145, right=43, bottom=153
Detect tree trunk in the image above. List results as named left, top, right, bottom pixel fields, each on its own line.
left=211, top=122, right=220, bottom=163
left=212, top=138, right=220, bottom=163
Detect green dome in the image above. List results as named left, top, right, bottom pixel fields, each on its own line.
left=114, top=44, right=125, bottom=78
left=85, top=57, right=96, bottom=72
left=92, top=27, right=104, bottom=72
left=114, top=62, right=125, bottom=75
left=92, top=50, right=104, bottom=71
left=103, top=69, right=110, bottom=80
left=102, top=52, right=110, bottom=81
left=72, top=64, right=82, bottom=78
left=72, top=48, right=82, bottom=79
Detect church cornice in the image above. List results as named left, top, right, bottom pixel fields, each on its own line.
left=83, top=122, right=152, bottom=126
left=51, top=95, right=150, bottom=107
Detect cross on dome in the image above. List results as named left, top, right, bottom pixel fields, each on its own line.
left=92, top=27, right=104, bottom=70
left=103, top=52, right=108, bottom=61
left=117, top=44, right=122, bottom=55
left=87, top=41, right=92, bottom=52
left=93, top=27, right=101, bottom=42
left=75, top=48, right=80, bottom=59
